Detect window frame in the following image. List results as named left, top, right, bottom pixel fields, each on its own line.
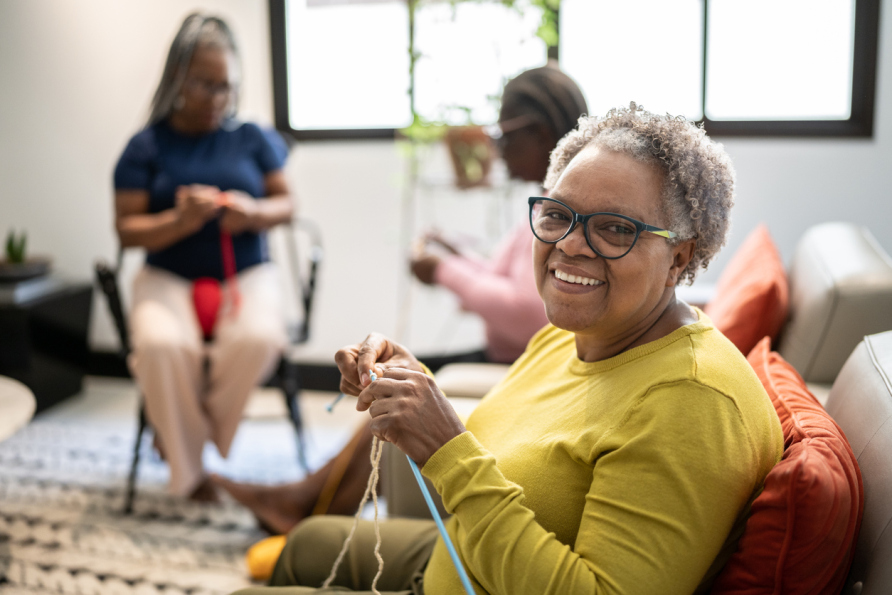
left=269, top=0, right=399, bottom=141
left=268, top=0, right=880, bottom=140
left=700, top=0, right=880, bottom=137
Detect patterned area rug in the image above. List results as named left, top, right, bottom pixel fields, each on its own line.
left=0, top=384, right=361, bottom=595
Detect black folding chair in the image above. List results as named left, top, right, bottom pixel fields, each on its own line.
left=95, top=218, right=322, bottom=514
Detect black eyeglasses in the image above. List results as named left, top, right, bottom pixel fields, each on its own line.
left=528, top=196, right=678, bottom=259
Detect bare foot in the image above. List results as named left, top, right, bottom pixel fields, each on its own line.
left=209, top=474, right=315, bottom=534
left=189, top=476, right=221, bottom=503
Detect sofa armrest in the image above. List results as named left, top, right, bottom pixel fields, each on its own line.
left=825, top=331, right=892, bottom=595
left=778, top=222, right=892, bottom=384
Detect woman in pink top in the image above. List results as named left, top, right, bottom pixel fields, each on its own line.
left=410, top=65, right=589, bottom=363
left=429, top=224, right=543, bottom=363
left=212, top=65, right=589, bottom=532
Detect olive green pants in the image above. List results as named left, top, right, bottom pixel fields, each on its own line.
left=234, top=516, right=439, bottom=595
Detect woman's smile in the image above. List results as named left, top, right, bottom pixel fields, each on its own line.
left=550, top=264, right=605, bottom=293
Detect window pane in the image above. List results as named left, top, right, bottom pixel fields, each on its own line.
left=414, top=1, right=546, bottom=126
left=560, top=0, right=703, bottom=120
left=286, top=0, right=411, bottom=130
left=706, top=0, right=855, bottom=120
left=284, top=0, right=546, bottom=131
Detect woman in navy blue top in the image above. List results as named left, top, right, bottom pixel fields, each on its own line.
left=113, top=14, right=294, bottom=501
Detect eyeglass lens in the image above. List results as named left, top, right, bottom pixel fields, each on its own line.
left=530, top=198, right=640, bottom=258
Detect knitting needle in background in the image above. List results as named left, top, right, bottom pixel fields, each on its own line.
left=367, top=370, right=476, bottom=595
left=326, top=392, right=346, bottom=413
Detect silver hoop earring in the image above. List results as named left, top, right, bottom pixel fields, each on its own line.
left=173, top=95, right=185, bottom=110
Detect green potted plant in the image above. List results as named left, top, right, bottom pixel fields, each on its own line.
left=400, top=0, right=560, bottom=189
left=443, top=113, right=496, bottom=189
left=0, top=230, right=51, bottom=282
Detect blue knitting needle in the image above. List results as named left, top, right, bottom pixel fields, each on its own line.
left=406, top=456, right=476, bottom=595
left=326, top=392, right=346, bottom=413
left=368, top=370, right=476, bottom=595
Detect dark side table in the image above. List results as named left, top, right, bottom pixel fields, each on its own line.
left=0, top=277, right=93, bottom=413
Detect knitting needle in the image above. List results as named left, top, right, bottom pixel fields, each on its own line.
left=368, top=370, right=476, bottom=595
left=327, top=365, right=378, bottom=413
left=406, top=456, right=476, bottom=595
left=326, top=392, right=346, bottom=413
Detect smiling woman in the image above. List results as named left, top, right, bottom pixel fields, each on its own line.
left=531, top=104, right=735, bottom=361
left=236, top=105, right=782, bottom=595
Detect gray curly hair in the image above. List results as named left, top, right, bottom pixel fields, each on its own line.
left=544, top=102, right=735, bottom=285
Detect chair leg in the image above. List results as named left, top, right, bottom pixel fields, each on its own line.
left=280, top=359, right=309, bottom=473
left=124, top=403, right=147, bottom=515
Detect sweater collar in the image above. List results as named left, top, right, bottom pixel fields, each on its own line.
left=567, top=308, right=713, bottom=376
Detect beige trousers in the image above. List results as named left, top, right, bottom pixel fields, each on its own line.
left=129, top=263, right=287, bottom=496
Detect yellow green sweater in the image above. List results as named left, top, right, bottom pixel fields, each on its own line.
left=422, top=312, right=783, bottom=595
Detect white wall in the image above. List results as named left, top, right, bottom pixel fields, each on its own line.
left=0, top=0, right=285, bottom=350
left=1, top=0, right=891, bottom=364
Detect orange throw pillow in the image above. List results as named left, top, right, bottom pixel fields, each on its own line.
left=712, top=338, right=863, bottom=595
left=705, top=224, right=788, bottom=354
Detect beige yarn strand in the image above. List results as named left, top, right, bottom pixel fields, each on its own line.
left=321, top=436, right=386, bottom=593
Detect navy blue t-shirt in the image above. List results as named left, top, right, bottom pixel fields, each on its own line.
left=114, top=119, right=288, bottom=280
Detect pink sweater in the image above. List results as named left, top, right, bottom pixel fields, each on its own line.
left=434, top=222, right=548, bottom=363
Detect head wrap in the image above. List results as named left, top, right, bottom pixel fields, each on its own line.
left=501, top=65, right=589, bottom=142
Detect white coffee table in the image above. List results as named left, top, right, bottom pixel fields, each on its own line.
left=0, top=375, right=36, bottom=442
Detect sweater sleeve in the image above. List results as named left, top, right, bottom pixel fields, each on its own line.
left=422, top=382, right=761, bottom=595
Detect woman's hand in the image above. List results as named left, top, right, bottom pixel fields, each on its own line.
left=219, top=190, right=259, bottom=234
left=409, top=252, right=442, bottom=285
left=359, top=367, right=466, bottom=466
left=175, top=184, right=221, bottom=234
left=334, top=333, right=424, bottom=396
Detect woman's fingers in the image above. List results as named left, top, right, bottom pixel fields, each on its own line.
left=338, top=377, right=362, bottom=397
left=355, top=375, right=399, bottom=412
left=356, top=333, right=394, bottom=386
left=334, top=345, right=362, bottom=395
left=356, top=368, right=427, bottom=413
left=409, top=254, right=440, bottom=285
left=335, top=335, right=423, bottom=401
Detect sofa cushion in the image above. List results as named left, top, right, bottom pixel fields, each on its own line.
left=712, top=337, right=863, bottom=595
left=777, top=222, right=892, bottom=384
left=434, top=362, right=511, bottom=399
left=705, top=224, right=788, bottom=355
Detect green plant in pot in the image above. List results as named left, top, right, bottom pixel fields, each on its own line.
left=6, top=231, right=26, bottom=264
left=0, top=230, right=51, bottom=282
left=400, top=0, right=560, bottom=189
left=443, top=106, right=496, bottom=189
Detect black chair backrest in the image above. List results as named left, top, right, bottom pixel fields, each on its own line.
left=282, top=218, right=323, bottom=345
left=94, top=250, right=130, bottom=356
